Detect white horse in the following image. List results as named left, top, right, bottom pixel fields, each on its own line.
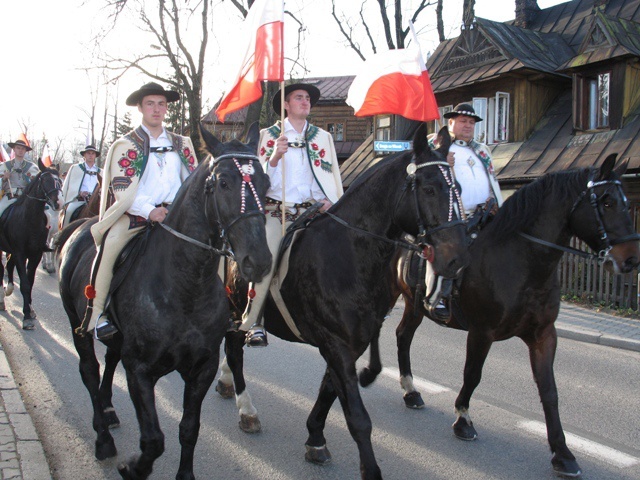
left=40, top=206, right=59, bottom=274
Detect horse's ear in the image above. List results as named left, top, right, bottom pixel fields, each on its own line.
left=198, top=123, right=223, bottom=157
left=598, top=154, right=617, bottom=179
left=434, top=126, right=451, bottom=156
left=614, top=156, right=629, bottom=177
left=38, top=157, right=46, bottom=172
left=412, top=123, right=428, bottom=156
left=245, top=122, right=260, bottom=154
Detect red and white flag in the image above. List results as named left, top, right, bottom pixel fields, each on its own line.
left=215, top=0, right=284, bottom=122
left=41, top=143, right=53, bottom=167
left=347, top=25, right=439, bottom=122
left=0, top=144, right=10, bottom=163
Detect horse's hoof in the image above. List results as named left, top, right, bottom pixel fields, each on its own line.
left=117, top=457, right=139, bottom=479
left=22, top=319, right=35, bottom=331
left=239, top=414, right=261, bottom=433
left=551, top=453, right=582, bottom=478
left=104, top=407, right=121, bottom=429
left=46, top=266, right=56, bottom=274
left=305, top=443, right=332, bottom=465
left=95, top=439, right=117, bottom=460
left=358, top=367, right=379, bottom=387
left=5, top=284, right=13, bottom=296
left=403, top=391, right=425, bottom=409
left=215, top=380, right=235, bottom=399
left=453, top=416, right=478, bottom=440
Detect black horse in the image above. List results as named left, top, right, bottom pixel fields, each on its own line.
left=220, top=125, right=470, bottom=479
left=56, top=124, right=272, bottom=480
left=0, top=159, right=62, bottom=327
left=359, top=154, right=640, bottom=478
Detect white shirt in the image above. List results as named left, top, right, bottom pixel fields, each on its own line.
left=80, top=163, right=100, bottom=194
left=450, top=142, right=491, bottom=214
left=266, top=118, right=325, bottom=205
left=128, top=125, right=182, bottom=219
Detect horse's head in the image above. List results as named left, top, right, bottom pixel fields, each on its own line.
left=394, top=124, right=469, bottom=278
left=199, top=122, right=272, bottom=282
left=569, top=154, right=640, bottom=274
left=37, top=159, right=63, bottom=211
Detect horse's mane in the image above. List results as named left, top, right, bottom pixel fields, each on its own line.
left=489, top=168, right=591, bottom=241
left=346, top=151, right=409, bottom=192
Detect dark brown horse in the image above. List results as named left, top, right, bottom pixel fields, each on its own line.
left=219, top=125, right=470, bottom=479
left=359, top=155, right=640, bottom=478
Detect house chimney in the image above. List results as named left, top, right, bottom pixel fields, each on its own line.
left=515, top=0, right=540, bottom=28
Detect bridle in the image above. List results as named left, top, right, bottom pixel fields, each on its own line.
left=520, top=171, right=640, bottom=261
left=159, top=153, right=265, bottom=258
left=326, top=158, right=464, bottom=256
left=26, top=171, right=62, bottom=208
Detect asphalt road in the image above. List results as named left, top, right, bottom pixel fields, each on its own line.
left=1, top=267, right=639, bottom=479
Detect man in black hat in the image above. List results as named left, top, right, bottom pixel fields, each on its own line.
left=0, top=139, right=39, bottom=217
left=59, top=145, right=103, bottom=228
left=83, top=82, right=198, bottom=340
left=425, top=103, right=503, bottom=321
left=239, top=82, right=344, bottom=347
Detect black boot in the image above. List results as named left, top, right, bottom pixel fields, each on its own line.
left=245, top=324, right=268, bottom=347
left=94, top=314, right=118, bottom=341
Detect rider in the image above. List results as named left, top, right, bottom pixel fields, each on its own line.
left=240, top=82, right=344, bottom=347
left=0, top=139, right=39, bottom=218
left=425, top=103, right=503, bottom=320
left=60, top=145, right=102, bottom=228
left=83, top=82, right=198, bottom=341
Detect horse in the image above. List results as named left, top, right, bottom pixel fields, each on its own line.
left=219, top=124, right=470, bottom=479
left=57, top=173, right=103, bottom=229
left=0, top=159, right=62, bottom=327
left=358, top=154, right=640, bottom=478
left=56, top=123, right=272, bottom=480
left=41, top=207, right=60, bottom=274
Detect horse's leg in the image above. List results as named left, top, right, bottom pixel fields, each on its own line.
left=220, top=330, right=260, bottom=433
left=453, top=330, right=493, bottom=440
left=118, top=371, right=163, bottom=480
left=525, top=325, right=581, bottom=477
left=320, top=347, right=382, bottom=480
left=12, top=254, right=36, bottom=322
left=5, top=255, right=14, bottom=297
left=396, top=298, right=425, bottom=409
left=175, top=357, right=219, bottom=480
left=358, top=328, right=381, bottom=387
left=71, top=333, right=118, bottom=460
left=0, top=255, right=5, bottom=310
left=99, top=346, right=122, bottom=429
left=305, top=369, right=337, bottom=465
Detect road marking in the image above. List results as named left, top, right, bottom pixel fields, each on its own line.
left=381, top=367, right=451, bottom=394
left=519, top=420, right=640, bottom=468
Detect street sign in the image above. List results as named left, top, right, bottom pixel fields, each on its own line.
left=374, top=140, right=412, bottom=152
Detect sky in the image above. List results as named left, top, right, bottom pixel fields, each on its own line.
left=1, top=0, right=567, bottom=160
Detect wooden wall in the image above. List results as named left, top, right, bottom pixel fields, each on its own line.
left=310, top=104, right=372, bottom=141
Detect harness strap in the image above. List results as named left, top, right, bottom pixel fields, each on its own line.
left=159, top=222, right=231, bottom=256
left=518, top=232, right=595, bottom=259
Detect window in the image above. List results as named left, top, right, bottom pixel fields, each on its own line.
left=328, top=123, right=344, bottom=141
left=473, top=98, right=488, bottom=143
left=375, top=115, right=391, bottom=141
left=575, top=72, right=610, bottom=130
left=434, top=105, right=453, bottom=131
left=445, top=93, right=509, bottom=144
left=495, top=92, right=510, bottom=142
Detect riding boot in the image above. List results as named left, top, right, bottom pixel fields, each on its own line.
left=242, top=285, right=268, bottom=347
left=425, top=278, right=453, bottom=323
left=95, top=314, right=118, bottom=341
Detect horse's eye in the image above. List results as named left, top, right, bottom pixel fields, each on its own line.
left=600, top=194, right=613, bottom=208
left=423, top=185, right=436, bottom=196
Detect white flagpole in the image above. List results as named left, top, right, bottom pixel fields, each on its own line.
left=280, top=82, right=286, bottom=236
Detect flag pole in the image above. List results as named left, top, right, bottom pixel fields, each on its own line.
left=280, top=81, right=286, bottom=236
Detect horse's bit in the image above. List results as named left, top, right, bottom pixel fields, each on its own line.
left=521, top=171, right=640, bottom=260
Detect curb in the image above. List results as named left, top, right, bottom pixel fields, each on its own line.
left=556, top=325, right=640, bottom=353
left=0, top=346, right=52, bottom=480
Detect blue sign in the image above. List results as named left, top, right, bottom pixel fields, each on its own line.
left=374, top=140, right=412, bottom=152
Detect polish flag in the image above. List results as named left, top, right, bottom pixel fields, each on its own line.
left=0, top=144, right=10, bottom=163
left=41, top=143, right=53, bottom=167
left=347, top=28, right=439, bottom=122
left=215, top=0, right=284, bottom=122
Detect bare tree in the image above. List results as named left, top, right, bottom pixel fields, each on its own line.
left=331, top=0, right=436, bottom=60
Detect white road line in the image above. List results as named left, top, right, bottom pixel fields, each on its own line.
left=519, top=420, right=640, bottom=468
left=381, top=367, right=452, bottom=394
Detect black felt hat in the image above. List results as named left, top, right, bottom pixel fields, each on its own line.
left=125, top=82, right=180, bottom=106
left=7, top=139, right=32, bottom=152
left=272, top=82, right=321, bottom=114
left=80, top=145, right=101, bottom=157
left=443, top=103, right=483, bottom=122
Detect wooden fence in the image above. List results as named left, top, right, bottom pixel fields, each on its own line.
left=559, top=238, right=638, bottom=310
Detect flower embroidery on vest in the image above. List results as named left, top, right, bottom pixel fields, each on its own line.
left=118, top=149, right=144, bottom=177
left=181, top=147, right=197, bottom=172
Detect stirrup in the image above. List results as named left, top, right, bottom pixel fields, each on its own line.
left=245, top=324, right=268, bottom=348
left=94, top=315, right=118, bottom=341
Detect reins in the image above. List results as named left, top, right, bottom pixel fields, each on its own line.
left=520, top=172, right=640, bottom=261
left=26, top=171, right=62, bottom=206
